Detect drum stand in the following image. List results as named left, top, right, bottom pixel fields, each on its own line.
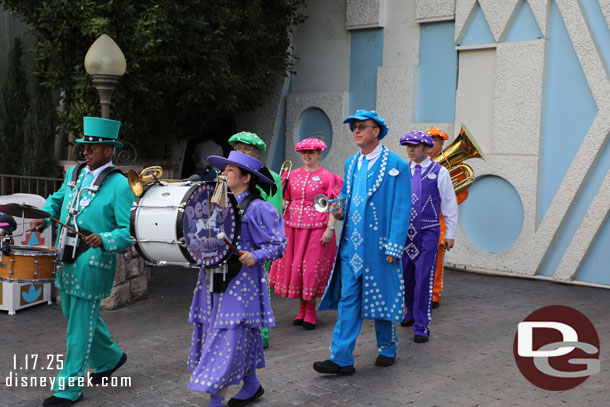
left=0, top=277, right=53, bottom=315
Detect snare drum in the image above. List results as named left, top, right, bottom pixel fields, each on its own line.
left=0, top=246, right=57, bottom=283
left=130, top=181, right=240, bottom=267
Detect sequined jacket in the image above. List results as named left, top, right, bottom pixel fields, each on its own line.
left=42, top=165, right=135, bottom=300
left=189, top=191, right=286, bottom=329
left=319, top=145, right=412, bottom=322
left=283, top=167, right=343, bottom=229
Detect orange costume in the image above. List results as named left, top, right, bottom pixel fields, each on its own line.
left=425, top=127, right=469, bottom=304
left=433, top=187, right=468, bottom=303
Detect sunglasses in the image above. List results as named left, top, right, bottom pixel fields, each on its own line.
left=352, top=124, right=377, bottom=132
left=83, top=145, right=107, bottom=153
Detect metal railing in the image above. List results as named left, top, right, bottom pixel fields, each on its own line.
left=0, top=174, right=63, bottom=197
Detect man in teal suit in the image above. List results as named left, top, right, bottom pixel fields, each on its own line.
left=31, top=117, right=135, bottom=407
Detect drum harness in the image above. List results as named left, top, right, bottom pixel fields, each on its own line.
left=59, top=163, right=123, bottom=266
left=207, top=191, right=262, bottom=293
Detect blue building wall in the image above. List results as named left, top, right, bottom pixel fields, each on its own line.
left=297, top=107, right=333, bottom=160
left=349, top=29, right=384, bottom=113
left=460, top=175, right=524, bottom=253
left=460, top=2, right=494, bottom=46
left=504, top=0, right=542, bottom=42
left=537, top=0, right=598, bottom=227
left=416, top=21, right=457, bottom=123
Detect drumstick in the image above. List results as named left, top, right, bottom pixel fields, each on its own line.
left=216, top=232, right=242, bottom=255
left=28, top=217, right=88, bottom=239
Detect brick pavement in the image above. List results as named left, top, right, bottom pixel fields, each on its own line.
left=1, top=267, right=608, bottom=407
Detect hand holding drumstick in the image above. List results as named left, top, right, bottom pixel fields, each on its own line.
left=216, top=232, right=255, bottom=267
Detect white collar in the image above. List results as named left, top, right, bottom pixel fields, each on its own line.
left=86, top=161, right=114, bottom=181
left=410, top=157, right=432, bottom=169
left=359, top=144, right=383, bottom=162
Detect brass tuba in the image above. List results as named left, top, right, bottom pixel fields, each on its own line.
left=432, top=124, right=485, bottom=194
left=128, top=166, right=183, bottom=197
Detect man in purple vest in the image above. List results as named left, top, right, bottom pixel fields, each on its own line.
left=399, top=131, right=458, bottom=343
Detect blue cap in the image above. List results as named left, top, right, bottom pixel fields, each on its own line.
left=399, top=131, right=434, bottom=147
left=76, top=117, right=123, bottom=148
left=343, top=109, right=389, bottom=140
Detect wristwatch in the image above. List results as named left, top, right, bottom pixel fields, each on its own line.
left=328, top=225, right=335, bottom=230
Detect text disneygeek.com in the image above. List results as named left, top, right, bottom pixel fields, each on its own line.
left=5, top=354, right=131, bottom=389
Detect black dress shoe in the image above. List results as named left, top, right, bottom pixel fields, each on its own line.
left=432, top=301, right=440, bottom=309
left=375, top=355, right=395, bottom=367
left=227, top=385, right=264, bottom=407
left=91, top=352, right=127, bottom=385
left=414, top=335, right=429, bottom=343
left=43, top=394, right=83, bottom=407
left=313, top=359, right=355, bottom=374
left=293, top=318, right=304, bottom=326
left=400, top=319, right=415, bottom=327
left=302, top=321, right=316, bottom=330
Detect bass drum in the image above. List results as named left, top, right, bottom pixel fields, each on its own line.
left=130, top=181, right=240, bottom=267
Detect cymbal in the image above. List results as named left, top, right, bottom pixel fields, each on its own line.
left=0, top=203, right=51, bottom=219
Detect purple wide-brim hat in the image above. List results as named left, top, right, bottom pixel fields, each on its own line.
left=399, top=131, right=434, bottom=147
left=208, top=151, right=274, bottom=185
left=343, top=109, right=389, bottom=140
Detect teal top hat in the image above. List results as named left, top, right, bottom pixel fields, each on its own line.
left=76, top=117, right=123, bottom=148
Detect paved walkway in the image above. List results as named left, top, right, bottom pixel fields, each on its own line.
left=1, top=267, right=608, bottom=407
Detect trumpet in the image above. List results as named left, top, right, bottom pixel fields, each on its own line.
left=128, top=166, right=183, bottom=197
left=432, top=123, right=484, bottom=194
left=313, top=194, right=346, bottom=214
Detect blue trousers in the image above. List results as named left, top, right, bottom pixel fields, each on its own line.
left=328, top=255, right=398, bottom=366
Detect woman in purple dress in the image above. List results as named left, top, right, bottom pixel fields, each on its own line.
left=187, top=151, right=286, bottom=407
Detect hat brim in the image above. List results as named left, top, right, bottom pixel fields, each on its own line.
left=343, top=115, right=389, bottom=140
left=75, top=138, right=123, bottom=149
left=228, top=135, right=266, bottom=153
left=343, top=113, right=374, bottom=124
left=208, top=155, right=274, bottom=185
left=400, top=140, right=433, bottom=147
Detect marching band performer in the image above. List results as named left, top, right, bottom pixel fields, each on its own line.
left=187, top=151, right=286, bottom=407
left=269, top=137, right=343, bottom=329
left=228, top=131, right=283, bottom=212
left=399, top=131, right=458, bottom=343
left=314, top=110, right=411, bottom=373
left=227, top=131, right=282, bottom=348
left=31, top=117, right=134, bottom=407
left=425, top=127, right=469, bottom=308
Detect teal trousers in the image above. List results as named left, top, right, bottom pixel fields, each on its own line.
left=52, top=291, right=123, bottom=400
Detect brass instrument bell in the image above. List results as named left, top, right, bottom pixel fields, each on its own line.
left=279, top=159, right=292, bottom=190
left=128, top=166, right=171, bottom=197
left=313, top=194, right=346, bottom=214
left=280, top=160, right=292, bottom=177
left=432, top=124, right=485, bottom=194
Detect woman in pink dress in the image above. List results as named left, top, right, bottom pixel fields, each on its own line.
left=269, top=138, right=343, bottom=329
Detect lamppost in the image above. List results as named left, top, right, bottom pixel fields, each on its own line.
left=84, top=34, right=126, bottom=119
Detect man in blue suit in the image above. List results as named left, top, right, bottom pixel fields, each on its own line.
left=315, top=110, right=411, bottom=373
